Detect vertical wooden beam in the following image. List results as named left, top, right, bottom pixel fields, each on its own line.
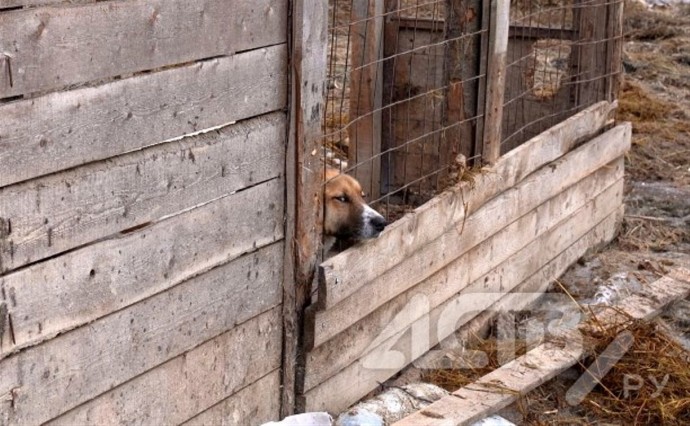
left=445, top=0, right=483, bottom=163
left=574, top=0, right=609, bottom=108
left=381, top=0, right=400, bottom=195
left=473, top=0, right=491, bottom=162
left=283, top=0, right=328, bottom=417
left=349, top=0, right=384, bottom=199
left=482, top=0, right=510, bottom=164
left=606, top=0, right=624, bottom=101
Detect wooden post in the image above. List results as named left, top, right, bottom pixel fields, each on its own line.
left=606, top=0, right=624, bottom=101
left=574, top=0, right=609, bottom=108
left=349, top=0, right=384, bottom=199
left=482, top=0, right=510, bottom=164
left=284, top=0, right=328, bottom=416
left=445, top=0, right=483, bottom=163
left=381, top=0, right=400, bottom=195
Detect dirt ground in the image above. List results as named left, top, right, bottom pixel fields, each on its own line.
left=394, top=2, right=690, bottom=424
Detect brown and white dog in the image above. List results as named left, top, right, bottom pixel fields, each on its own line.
left=323, top=168, right=386, bottom=253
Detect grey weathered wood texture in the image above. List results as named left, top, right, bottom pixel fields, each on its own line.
left=0, top=245, right=283, bottom=425
left=0, top=44, right=287, bottom=188
left=304, top=154, right=625, bottom=392
left=182, top=371, right=282, bottom=426
left=316, top=101, right=617, bottom=311
left=0, top=112, right=285, bottom=273
left=482, top=0, right=510, bottom=163
left=304, top=202, right=623, bottom=413
left=0, top=177, right=284, bottom=358
left=286, top=0, right=329, bottom=415
left=307, top=125, right=629, bottom=350
left=48, top=308, right=283, bottom=426
left=0, top=0, right=93, bottom=9
left=349, top=0, right=384, bottom=199
left=0, top=0, right=287, bottom=98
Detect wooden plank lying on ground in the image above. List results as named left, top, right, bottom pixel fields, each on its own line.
left=303, top=207, right=622, bottom=413
left=182, top=370, right=281, bottom=426
left=0, top=112, right=285, bottom=273
left=318, top=101, right=617, bottom=309
left=0, top=178, right=283, bottom=358
left=308, top=124, right=630, bottom=349
left=0, top=0, right=287, bottom=98
left=48, top=308, right=282, bottom=426
left=0, top=245, right=282, bottom=425
left=0, top=44, right=287, bottom=188
left=394, top=266, right=690, bottom=426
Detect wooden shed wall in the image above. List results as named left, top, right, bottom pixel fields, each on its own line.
left=301, top=101, right=630, bottom=413
left=0, top=1, right=288, bottom=425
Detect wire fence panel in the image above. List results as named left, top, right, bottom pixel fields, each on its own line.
left=324, top=0, right=486, bottom=224
left=322, top=0, right=622, bottom=225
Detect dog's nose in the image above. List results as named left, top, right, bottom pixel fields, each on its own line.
left=373, top=216, right=387, bottom=233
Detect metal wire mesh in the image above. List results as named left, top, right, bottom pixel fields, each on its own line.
left=324, top=0, right=486, bottom=223
left=322, top=0, right=622, bottom=225
left=501, top=0, right=624, bottom=151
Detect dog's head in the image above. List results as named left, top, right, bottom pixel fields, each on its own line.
left=323, top=168, right=387, bottom=241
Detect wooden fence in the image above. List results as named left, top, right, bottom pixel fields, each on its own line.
left=0, top=0, right=626, bottom=423
left=0, top=1, right=288, bottom=424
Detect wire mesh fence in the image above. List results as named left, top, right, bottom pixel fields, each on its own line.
left=322, top=0, right=622, bottom=224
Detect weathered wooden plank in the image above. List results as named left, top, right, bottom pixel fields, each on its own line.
left=303, top=207, right=622, bottom=413
left=349, top=0, right=384, bottom=199
left=0, top=0, right=93, bottom=9
left=0, top=44, right=287, bottom=188
left=394, top=265, right=690, bottom=426
left=182, top=371, right=281, bottom=426
left=0, top=178, right=284, bottom=358
left=304, top=169, right=623, bottom=392
left=317, top=101, right=618, bottom=310
left=309, top=126, right=629, bottom=350
left=482, top=0, right=510, bottom=163
left=0, top=245, right=283, bottom=426
left=285, top=0, right=329, bottom=415
left=47, top=308, right=283, bottom=426
left=0, top=0, right=287, bottom=98
left=0, top=112, right=285, bottom=273
left=395, top=335, right=585, bottom=426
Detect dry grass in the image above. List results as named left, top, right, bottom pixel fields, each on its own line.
left=575, top=319, right=690, bottom=425
left=423, top=315, right=690, bottom=425
left=618, top=215, right=690, bottom=252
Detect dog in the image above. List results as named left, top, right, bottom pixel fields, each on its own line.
left=323, top=167, right=387, bottom=254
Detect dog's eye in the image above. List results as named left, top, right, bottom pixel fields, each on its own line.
left=334, top=195, right=349, bottom=203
